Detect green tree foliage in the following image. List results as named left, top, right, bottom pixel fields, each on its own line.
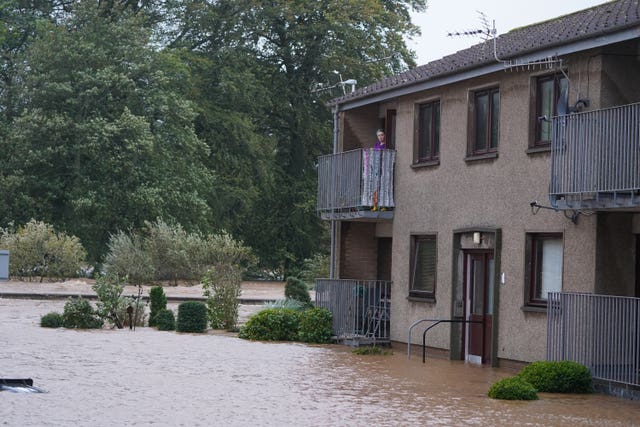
left=0, top=220, right=86, bottom=281
left=202, top=264, right=242, bottom=331
left=2, top=3, right=214, bottom=261
left=0, top=0, right=427, bottom=273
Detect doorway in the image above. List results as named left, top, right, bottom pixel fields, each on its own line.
left=464, top=251, right=494, bottom=364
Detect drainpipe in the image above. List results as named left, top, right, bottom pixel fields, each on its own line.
left=330, top=105, right=339, bottom=279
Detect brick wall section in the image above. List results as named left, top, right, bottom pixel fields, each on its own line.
left=340, top=222, right=378, bottom=280
left=342, top=104, right=379, bottom=151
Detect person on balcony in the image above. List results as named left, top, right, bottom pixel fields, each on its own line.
left=374, top=129, right=386, bottom=150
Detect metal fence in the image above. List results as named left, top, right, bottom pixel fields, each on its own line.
left=547, top=292, right=640, bottom=387
left=317, top=148, right=395, bottom=213
left=549, top=102, right=640, bottom=210
left=315, top=279, right=391, bottom=345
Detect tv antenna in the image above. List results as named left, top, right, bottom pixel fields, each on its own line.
left=447, top=11, right=565, bottom=73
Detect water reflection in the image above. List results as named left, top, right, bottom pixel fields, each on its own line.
left=1, top=299, right=639, bottom=426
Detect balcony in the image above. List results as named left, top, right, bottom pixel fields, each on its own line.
left=315, top=279, right=391, bottom=345
left=317, top=148, right=395, bottom=220
left=549, top=102, right=640, bottom=211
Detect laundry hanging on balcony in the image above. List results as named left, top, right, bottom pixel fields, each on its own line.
left=361, top=149, right=395, bottom=209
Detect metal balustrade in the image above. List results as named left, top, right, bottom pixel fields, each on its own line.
left=315, top=279, right=391, bottom=345
left=547, top=292, right=640, bottom=387
left=317, top=148, right=395, bottom=220
left=549, top=103, right=640, bottom=210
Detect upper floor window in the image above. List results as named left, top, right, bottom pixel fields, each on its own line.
left=415, top=100, right=440, bottom=164
left=471, top=87, right=500, bottom=156
left=535, top=74, right=568, bottom=147
left=409, top=235, right=437, bottom=300
left=525, top=233, right=563, bottom=308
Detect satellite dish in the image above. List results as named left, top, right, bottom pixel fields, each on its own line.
left=556, top=87, right=569, bottom=116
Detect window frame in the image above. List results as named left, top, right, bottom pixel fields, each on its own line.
left=533, top=73, right=568, bottom=148
left=524, top=233, right=564, bottom=308
left=414, top=100, right=440, bottom=164
left=409, top=234, right=437, bottom=300
left=469, top=87, right=500, bottom=156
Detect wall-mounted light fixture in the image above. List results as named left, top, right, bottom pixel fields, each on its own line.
left=473, top=232, right=482, bottom=245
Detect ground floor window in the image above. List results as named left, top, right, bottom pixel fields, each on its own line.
left=410, top=235, right=437, bottom=299
left=525, top=233, right=563, bottom=307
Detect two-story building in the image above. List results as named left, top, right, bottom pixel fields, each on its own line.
left=316, top=0, right=640, bottom=393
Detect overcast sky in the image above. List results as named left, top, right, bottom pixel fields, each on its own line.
left=407, top=0, right=611, bottom=64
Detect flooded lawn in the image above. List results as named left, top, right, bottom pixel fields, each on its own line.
left=1, top=299, right=639, bottom=426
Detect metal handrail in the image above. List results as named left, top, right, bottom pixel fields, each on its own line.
left=407, top=318, right=483, bottom=363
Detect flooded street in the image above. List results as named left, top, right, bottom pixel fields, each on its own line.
left=2, top=299, right=640, bottom=426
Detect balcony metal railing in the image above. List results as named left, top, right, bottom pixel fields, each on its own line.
left=315, top=279, right=391, bottom=345
left=549, top=102, right=640, bottom=210
left=317, top=148, right=395, bottom=220
left=547, top=292, right=640, bottom=387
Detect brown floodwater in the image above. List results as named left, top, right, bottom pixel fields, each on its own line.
left=2, top=299, right=639, bottom=426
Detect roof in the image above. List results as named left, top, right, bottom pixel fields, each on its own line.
left=333, top=0, right=640, bottom=106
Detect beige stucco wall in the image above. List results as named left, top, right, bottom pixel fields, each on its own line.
left=382, top=51, right=611, bottom=362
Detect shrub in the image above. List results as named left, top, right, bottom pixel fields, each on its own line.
left=352, top=346, right=393, bottom=356
left=176, top=301, right=208, bottom=333
left=155, top=309, right=175, bottom=331
left=518, top=360, right=593, bottom=393
left=488, top=376, right=539, bottom=400
left=0, top=220, right=86, bottom=281
left=298, top=253, right=329, bottom=289
left=238, top=308, right=300, bottom=341
left=103, top=231, right=154, bottom=286
left=284, top=276, right=312, bottom=307
left=298, top=307, right=332, bottom=343
left=40, top=312, right=64, bottom=328
left=92, top=273, right=127, bottom=328
left=202, top=264, right=242, bottom=330
left=62, top=297, right=103, bottom=329
left=262, top=299, right=305, bottom=311
left=148, top=285, right=168, bottom=327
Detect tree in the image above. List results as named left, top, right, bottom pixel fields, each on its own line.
left=1, top=3, right=215, bottom=261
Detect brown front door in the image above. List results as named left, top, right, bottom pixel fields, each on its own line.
left=464, top=251, right=494, bottom=364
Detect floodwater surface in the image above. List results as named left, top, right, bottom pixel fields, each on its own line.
left=1, top=299, right=639, bottom=426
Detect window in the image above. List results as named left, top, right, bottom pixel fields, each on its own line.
left=410, top=235, right=437, bottom=299
left=534, top=74, right=568, bottom=146
left=525, top=233, right=563, bottom=307
left=471, top=87, right=500, bottom=155
left=415, top=101, right=440, bottom=163
left=385, top=109, right=396, bottom=150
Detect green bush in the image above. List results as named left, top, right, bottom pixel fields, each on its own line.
left=103, top=231, right=154, bottom=286
left=284, top=276, right=312, bottom=307
left=488, top=376, right=539, bottom=400
left=101, top=219, right=255, bottom=285
left=0, top=220, right=86, bottom=281
left=148, top=285, right=167, bottom=327
left=262, top=299, right=305, bottom=310
left=202, top=264, right=242, bottom=330
left=298, top=253, right=329, bottom=289
left=62, top=297, right=103, bottom=329
left=352, top=346, right=393, bottom=356
left=176, top=301, right=208, bottom=333
left=518, top=360, right=593, bottom=393
left=92, top=273, right=127, bottom=328
left=40, top=312, right=64, bottom=328
left=155, top=309, right=175, bottom=331
left=298, top=307, right=332, bottom=343
left=238, top=308, right=300, bottom=341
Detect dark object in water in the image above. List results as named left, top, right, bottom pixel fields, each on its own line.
left=0, top=378, right=47, bottom=393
